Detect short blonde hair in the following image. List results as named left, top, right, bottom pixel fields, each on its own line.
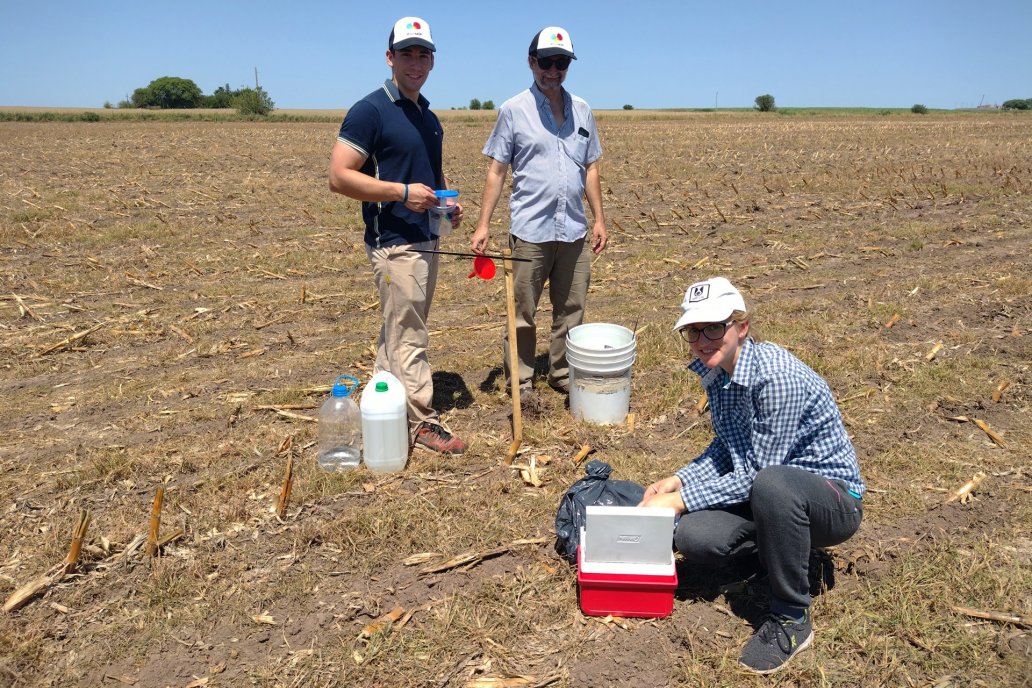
left=729, top=309, right=758, bottom=340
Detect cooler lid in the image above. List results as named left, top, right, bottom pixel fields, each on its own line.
left=582, top=505, right=675, bottom=566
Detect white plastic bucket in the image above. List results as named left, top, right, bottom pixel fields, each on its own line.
left=566, top=323, right=636, bottom=425
left=360, top=370, right=409, bottom=472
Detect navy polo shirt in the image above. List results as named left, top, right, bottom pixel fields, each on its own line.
left=337, top=80, right=444, bottom=248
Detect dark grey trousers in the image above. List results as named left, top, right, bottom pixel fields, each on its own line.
left=673, top=465, right=863, bottom=616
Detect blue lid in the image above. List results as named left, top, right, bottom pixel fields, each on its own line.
left=434, top=189, right=459, bottom=199
left=331, top=374, right=359, bottom=398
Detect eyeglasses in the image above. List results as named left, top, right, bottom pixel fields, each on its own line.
left=679, top=320, right=735, bottom=343
left=534, top=55, right=571, bottom=71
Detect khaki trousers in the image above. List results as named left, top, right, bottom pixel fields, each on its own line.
left=504, top=235, right=592, bottom=390
left=366, top=240, right=439, bottom=433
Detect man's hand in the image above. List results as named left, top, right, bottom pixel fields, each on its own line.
left=449, top=203, right=464, bottom=229
left=591, top=222, right=608, bottom=254
left=403, top=183, right=437, bottom=212
left=470, top=225, right=490, bottom=254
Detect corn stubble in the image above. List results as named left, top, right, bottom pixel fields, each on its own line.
left=0, top=112, right=1029, bottom=686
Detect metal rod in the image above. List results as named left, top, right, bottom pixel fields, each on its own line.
left=408, top=248, right=532, bottom=262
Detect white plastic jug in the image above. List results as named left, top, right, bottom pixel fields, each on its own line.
left=360, top=370, right=409, bottom=472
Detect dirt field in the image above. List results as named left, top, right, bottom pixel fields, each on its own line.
left=1, top=111, right=1029, bottom=687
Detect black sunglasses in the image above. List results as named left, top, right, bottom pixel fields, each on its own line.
left=534, top=55, right=571, bottom=71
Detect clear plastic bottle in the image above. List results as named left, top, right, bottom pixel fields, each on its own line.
left=317, top=374, right=361, bottom=471
left=429, top=189, right=459, bottom=237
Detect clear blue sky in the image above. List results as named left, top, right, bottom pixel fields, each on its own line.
left=2, top=1, right=1029, bottom=110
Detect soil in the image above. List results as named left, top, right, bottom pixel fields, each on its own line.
left=1, top=113, right=1030, bottom=686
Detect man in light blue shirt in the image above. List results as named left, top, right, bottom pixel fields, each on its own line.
left=472, top=26, right=607, bottom=395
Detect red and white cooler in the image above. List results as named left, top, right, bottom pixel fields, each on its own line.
left=576, top=506, right=678, bottom=618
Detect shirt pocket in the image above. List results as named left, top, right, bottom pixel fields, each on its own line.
left=563, top=130, right=590, bottom=168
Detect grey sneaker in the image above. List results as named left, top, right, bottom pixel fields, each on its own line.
left=739, top=611, right=813, bottom=675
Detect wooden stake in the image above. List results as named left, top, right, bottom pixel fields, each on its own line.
left=277, top=455, right=294, bottom=518
left=145, top=487, right=164, bottom=558
left=503, top=248, right=522, bottom=465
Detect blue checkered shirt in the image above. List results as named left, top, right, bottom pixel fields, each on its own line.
left=677, top=338, right=864, bottom=512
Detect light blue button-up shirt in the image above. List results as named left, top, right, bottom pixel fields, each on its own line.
left=482, top=83, right=602, bottom=243
left=676, top=339, right=865, bottom=512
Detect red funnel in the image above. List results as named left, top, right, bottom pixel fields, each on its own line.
left=468, top=256, right=496, bottom=280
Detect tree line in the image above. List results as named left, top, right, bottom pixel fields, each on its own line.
left=1002, top=98, right=1032, bottom=111
left=117, top=77, right=274, bottom=115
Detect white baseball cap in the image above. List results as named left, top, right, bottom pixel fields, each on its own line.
left=529, top=26, right=576, bottom=59
left=390, top=17, right=435, bottom=52
left=673, top=277, right=747, bottom=331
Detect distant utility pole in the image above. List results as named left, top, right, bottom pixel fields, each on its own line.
left=715, top=91, right=719, bottom=109
left=255, top=67, right=259, bottom=90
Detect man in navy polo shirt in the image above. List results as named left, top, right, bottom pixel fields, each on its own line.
left=329, top=16, right=466, bottom=455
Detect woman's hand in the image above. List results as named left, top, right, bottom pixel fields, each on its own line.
left=640, top=476, right=686, bottom=513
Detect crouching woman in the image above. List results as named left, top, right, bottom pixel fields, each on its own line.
left=641, top=277, right=864, bottom=675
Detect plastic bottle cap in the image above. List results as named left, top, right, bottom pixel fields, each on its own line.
left=375, top=381, right=388, bottom=392
left=332, top=374, right=359, bottom=397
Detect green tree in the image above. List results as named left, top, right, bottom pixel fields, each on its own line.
left=469, top=98, right=481, bottom=111
left=754, top=94, right=776, bottom=112
left=482, top=100, right=495, bottom=110
left=130, top=86, right=154, bottom=108
left=623, top=104, right=634, bottom=110
left=911, top=103, right=928, bottom=114
left=204, top=84, right=236, bottom=109
left=1001, top=98, right=1030, bottom=110
left=233, top=87, right=275, bottom=116
left=146, top=76, right=203, bottom=109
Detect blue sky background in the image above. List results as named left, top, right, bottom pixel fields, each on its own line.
left=1, top=1, right=1029, bottom=111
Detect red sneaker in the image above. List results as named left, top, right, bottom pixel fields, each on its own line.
left=414, top=422, right=467, bottom=455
